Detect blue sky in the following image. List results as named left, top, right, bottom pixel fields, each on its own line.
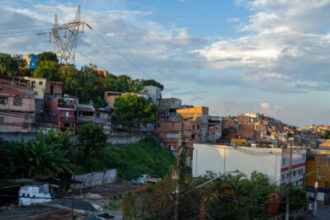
left=1, top=0, right=330, bottom=126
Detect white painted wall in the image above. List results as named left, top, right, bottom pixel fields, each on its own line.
left=193, top=144, right=305, bottom=185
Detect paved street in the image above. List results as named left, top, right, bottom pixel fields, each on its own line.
left=304, top=205, right=330, bottom=220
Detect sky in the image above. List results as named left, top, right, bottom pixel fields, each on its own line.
left=1, top=0, right=330, bottom=126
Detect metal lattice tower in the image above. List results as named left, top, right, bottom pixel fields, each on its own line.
left=48, top=5, right=92, bottom=64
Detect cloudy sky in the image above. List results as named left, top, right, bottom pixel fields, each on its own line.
left=1, top=0, right=330, bottom=126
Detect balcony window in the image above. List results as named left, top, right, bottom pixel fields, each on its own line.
left=0, top=96, right=8, bottom=105
left=13, top=96, right=22, bottom=106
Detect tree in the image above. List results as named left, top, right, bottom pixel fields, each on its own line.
left=114, top=94, right=158, bottom=126
left=33, top=60, right=61, bottom=81
left=37, top=51, right=58, bottom=64
left=77, top=123, right=107, bottom=155
left=141, top=79, right=164, bottom=90
left=0, top=55, right=19, bottom=75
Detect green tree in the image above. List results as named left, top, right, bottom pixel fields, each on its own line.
left=33, top=60, right=61, bottom=81
left=114, top=94, right=158, bottom=126
left=77, top=123, right=107, bottom=155
left=141, top=79, right=164, bottom=90
left=37, top=51, right=58, bottom=64
left=0, top=55, right=19, bottom=75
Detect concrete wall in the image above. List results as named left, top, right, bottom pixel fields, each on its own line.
left=193, top=144, right=306, bottom=186
left=0, top=130, right=145, bottom=145
left=193, top=144, right=282, bottom=183
left=73, top=169, right=117, bottom=189
left=108, top=130, right=145, bottom=145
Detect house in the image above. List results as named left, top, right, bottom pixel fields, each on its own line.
left=193, top=144, right=306, bottom=186
left=142, top=85, right=162, bottom=106
left=49, top=97, right=77, bottom=132
left=45, top=81, right=63, bottom=97
left=22, top=77, right=46, bottom=99
left=208, top=116, right=222, bottom=143
left=176, top=106, right=209, bottom=142
left=305, top=149, right=330, bottom=204
left=76, top=104, right=95, bottom=125
left=158, top=97, right=182, bottom=119
left=0, top=86, right=35, bottom=132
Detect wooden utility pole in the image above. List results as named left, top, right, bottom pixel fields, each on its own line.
left=285, top=147, right=292, bottom=220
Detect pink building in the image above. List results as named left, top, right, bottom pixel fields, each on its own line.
left=0, top=86, right=35, bottom=132
left=45, top=81, right=63, bottom=97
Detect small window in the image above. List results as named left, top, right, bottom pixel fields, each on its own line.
left=282, top=158, right=286, bottom=165
left=13, top=96, right=22, bottom=106
left=0, top=96, right=8, bottom=105
left=0, top=117, right=4, bottom=123
left=39, top=81, right=43, bottom=85
left=31, top=81, right=36, bottom=89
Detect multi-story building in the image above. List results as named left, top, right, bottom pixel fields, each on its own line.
left=306, top=148, right=330, bottom=204
left=208, top=116, right=222, bottom=143
left=49, top=97, right=77, bottom=132
left=176, top=106, right=209, bottom=142
left=193, top=144, right=306, bottom=186
left=0, top=86, right=35, bottom=132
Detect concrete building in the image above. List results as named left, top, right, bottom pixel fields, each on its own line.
left=22, top=77, right=46, bottom=99
left=45, top=81, right=63, bottom=97
left=192, top=144, right=306, bottom=186
left=142, top=85, right=161, bottom=106
left=306, top=149, right=330, bottom=204
left=49, top=97, right=77, bottom=132
left=158, top=97, right=182, bottom=120
left=0, top=86, right=35, bottom=132
left=208, top=116, right=222, bottom=143
left=177, top=106, right=209, bottom=142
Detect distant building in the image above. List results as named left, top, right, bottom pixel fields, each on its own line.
left=208, top=116, right=222, bottom=143
left=142, top=85, right=162, bottom=106
left=176, top=106, right=209, bottom=142
left=193, top=144, right=306, bottom=186
left=244, top=113, right=262, bottom=118
left=158, top=97, right=182, bottom=119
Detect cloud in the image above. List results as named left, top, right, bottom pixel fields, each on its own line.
left=195, top=0, right=330, bottom=93
left=256, top=102, right=283, bottom=116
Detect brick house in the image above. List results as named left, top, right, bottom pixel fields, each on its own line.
left=0, top=86, right=35, bottom=132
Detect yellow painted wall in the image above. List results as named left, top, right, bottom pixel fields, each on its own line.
left=306, top=154, right=330, bottom=189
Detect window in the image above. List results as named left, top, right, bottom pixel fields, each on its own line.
left=13, top=96, right=22, bottom=106
left=282, top=158, right=286, bottom=166
left=39, top=81, right=43, bottom=85
left=0, top=117, right=3, bottom=123
left=293, top=171, right=296, bottom=177
left=0, top=96, right=8, bottom=105
left=50, top=86, right=54, bottom=95
left=31, top=81, right=36, bottom=89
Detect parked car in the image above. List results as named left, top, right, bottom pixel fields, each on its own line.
left=130, top=174, right=151, bottom=185
left=146, top=177, right=162, bottom=184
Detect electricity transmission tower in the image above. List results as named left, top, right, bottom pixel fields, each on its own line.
left=40, top=5, right=92, bottom=64
left=222, top=101, right=233, bottom=117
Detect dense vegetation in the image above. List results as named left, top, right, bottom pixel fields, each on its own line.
left=0, top=51, right=164, bottom=108
left=123, top=171, right=306, bottom=219
left=114, top=94, right=158, bottom=126
left=0, top=126, right=174, bottom=180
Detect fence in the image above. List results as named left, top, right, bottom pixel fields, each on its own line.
left=73, top=169, right=117, bottom=189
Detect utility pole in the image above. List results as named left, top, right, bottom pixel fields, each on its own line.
left=313, top=158, right=319, bottom=215
left=285, top=147, right=292, bottom=220
left=173, top=116, right=184, bottom=220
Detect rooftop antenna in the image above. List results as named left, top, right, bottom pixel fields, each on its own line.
left=38, top=5, right=92, bottom=64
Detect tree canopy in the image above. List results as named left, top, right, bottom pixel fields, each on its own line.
left=114, top=94, right=158, bottom=126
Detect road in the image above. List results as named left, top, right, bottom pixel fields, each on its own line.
left=304, top=205, right=330, bottom=220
